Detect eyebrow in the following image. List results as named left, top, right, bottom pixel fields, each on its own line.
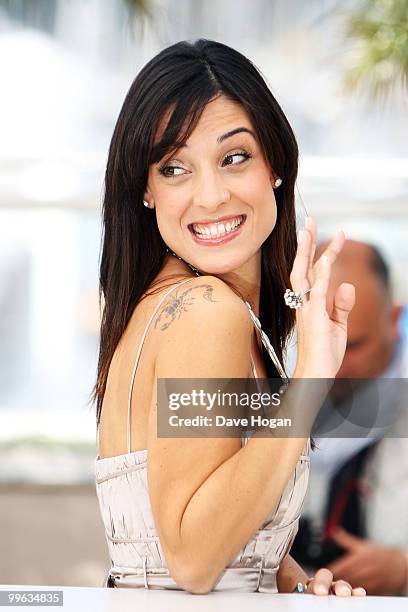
left=153, top=126, right=258, bottom=165
left=216, top=127, right=256, bottom=144
left=178, top=126, right=256, bottom=148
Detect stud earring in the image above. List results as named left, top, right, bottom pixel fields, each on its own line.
left=275, top=178, right=283, bottom=188
left=143, top=200, right=151, bottom=208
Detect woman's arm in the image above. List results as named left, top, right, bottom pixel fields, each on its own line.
left=147, top=277, right=325, bottom=594
left=277, top=554, right=310, bottom=593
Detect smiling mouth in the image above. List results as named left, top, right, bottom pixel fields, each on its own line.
left=188, top=214, right=246, bottom=240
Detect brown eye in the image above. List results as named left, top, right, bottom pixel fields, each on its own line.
left=222, top=151, right=252, bottom=167
left=159, top=165, right=184, bottom=178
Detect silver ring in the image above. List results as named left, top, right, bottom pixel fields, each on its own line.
left=296, top=576, right=314, bottom=593
left=284, top=287, right=312, bottom=309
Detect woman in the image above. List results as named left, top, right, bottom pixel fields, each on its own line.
left=92, top=39, right=365, bottom=596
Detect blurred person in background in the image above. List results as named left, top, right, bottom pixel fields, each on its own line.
left=291, top=239, right=408, bottom=596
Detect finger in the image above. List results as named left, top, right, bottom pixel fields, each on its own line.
left=305, top=217, right=317, bottom=285
left=325, top=229, right=345, bottom=261
left=351, top=587, right=367, bottom=597
left=331, top=283, right=356, bottom=328
left=331, top=527, right=363, bottom=550
left=311, top=568, right=333, bottom=595
left=290, top=229, right=312, bottom=293
left=307, top=579, right=329, bottom=596
left=331, top=580, right=353, bottom=597
left=314, top=230, right=345, bottom=272
left=309, top=254, right=331, bottom=309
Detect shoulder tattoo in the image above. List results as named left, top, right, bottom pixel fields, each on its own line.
left=154, top=284, right=219, bottom=331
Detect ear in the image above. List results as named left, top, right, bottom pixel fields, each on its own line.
left=143, top=186, right=154, bottom=208
left=391, top=304, right=404, bottom=341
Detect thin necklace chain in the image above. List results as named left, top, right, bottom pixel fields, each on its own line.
left=166, top=247, right=201, bottom=276
left=165, top=247, right=288, bottom=384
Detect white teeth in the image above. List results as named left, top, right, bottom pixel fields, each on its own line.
left=192, top=215, right=244, bottom=239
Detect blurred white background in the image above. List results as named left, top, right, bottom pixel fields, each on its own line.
left=0, top=0, right=407, bottom=586
left=1, top=0, right=408, bottom=479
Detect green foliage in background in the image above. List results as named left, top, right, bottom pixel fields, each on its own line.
left=0, top=436, right=96, bottom=453
left=344, top=0, right=408, bottom=99
left=123, top=0, right=153, bottom=19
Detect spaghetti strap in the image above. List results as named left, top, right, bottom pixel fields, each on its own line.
left=250, top=354, right=259, bottom=379
left=127, top=278, right=194, bottom=453
left=244, top=300, right=288, bottom=381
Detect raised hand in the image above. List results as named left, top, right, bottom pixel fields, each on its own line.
left=290, top=217, right=355, bottom=379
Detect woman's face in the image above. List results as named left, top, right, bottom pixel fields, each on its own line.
left=144, top=95, right=278, bottom=275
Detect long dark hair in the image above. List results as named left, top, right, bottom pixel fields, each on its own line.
left=91, top=39, right=299, bottom=428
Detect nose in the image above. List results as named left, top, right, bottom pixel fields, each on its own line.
left=192, top=167, right=230, bottom=212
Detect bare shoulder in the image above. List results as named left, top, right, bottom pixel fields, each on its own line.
left=152, top=275, right=253, bottom=380
left=153, top=274, right=251, bottom=334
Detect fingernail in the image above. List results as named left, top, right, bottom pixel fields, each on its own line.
left=356, top=588, right=366, bottom=596
left=315, top=584, right=327, bottom=595
left=322, top=255, right=329, bottom=265
left=338, top=585, right=351, bottom=596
